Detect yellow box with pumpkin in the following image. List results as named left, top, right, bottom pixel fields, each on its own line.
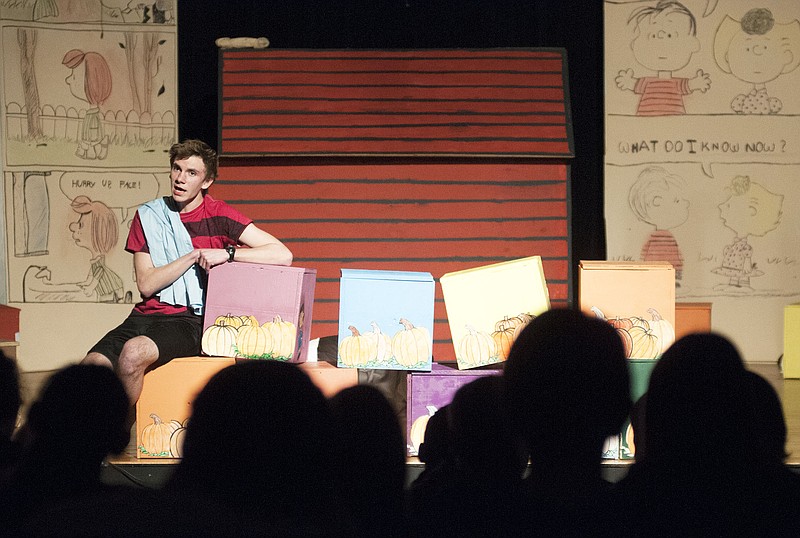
left=440, top=256, right=551, bottom=370
left=783, top=303, right=800, bottom=379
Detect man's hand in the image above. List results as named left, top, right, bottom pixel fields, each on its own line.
left=196, top=248, right=229, bottom=271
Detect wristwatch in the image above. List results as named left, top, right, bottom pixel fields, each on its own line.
left=225, top=244, right=236, bottom=263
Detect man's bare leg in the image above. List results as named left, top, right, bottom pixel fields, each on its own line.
left=117, top=336, right=160, bottom=406
left=81, top=352, right=114, bottom=368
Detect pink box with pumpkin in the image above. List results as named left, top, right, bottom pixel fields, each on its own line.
left=578, top=261, right=676, bottom=360
left=201, top=262, right=316, bottom=363
left=405, top=363, right=502, bottom=457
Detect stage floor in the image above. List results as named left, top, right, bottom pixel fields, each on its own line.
left=19, top=362, right=799, bottom=488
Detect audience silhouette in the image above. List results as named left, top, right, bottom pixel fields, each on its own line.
left=5, top=323, right=800, bottom=537
left=164, top=359, right=350, bottom=536
left=329, top=384, right=408, bottom=537
left=0, top=364, right=130, bottom=532
left=406, top=403, right=452, bottom=493
left=614, top=332, right=800, bottom=537
left=503, top=307, right=632, bottom=536
left=0, top=350, right=20, bottom=474
left=406, top=374, right=525, bottom=537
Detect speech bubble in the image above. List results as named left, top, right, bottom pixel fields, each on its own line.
left=59, top=171, right=161, bottom=209
left=606, top=114, right=799, bottom=176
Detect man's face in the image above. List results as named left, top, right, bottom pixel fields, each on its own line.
left=631, top=9, right=700, bottom=72
left=170, top=155, right=213, bottom=210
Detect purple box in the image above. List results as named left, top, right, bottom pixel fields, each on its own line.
left=406, top=362, right=501, bottom=456
left=201, top=263, right=316, bottom=363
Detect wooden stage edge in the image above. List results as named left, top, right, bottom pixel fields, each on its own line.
left=98, top=362, right=800, bottom=489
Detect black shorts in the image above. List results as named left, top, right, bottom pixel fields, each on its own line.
left=88, top=311, right=203, bottom=369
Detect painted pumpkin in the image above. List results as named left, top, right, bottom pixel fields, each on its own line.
left=240, top=315, right=260, bottom=327
left=591, top=306, right=634, bottom=357
left=459, top=325, right=496, bottom=367
left=628, top=326, right=660, bottom=359
left=409, top=405, right=438, bottom=455
left=201, top=324, right=239, bottom=357
left=339, top=325, right=377, bottom=367
left=491, top=319, right=516, bottom=361
left=236, top=324, right=272, bottom=357
left=214, top=313, right=245, bottom=328
left=625, top=422, right=636, bottom=455
left=392, top=318, right=431, bottom=367
left=617, top=327, right=634, bottom=358
left=169, top=424, right=187, bottom=458
left=511, top=312, right=536, bottom=339
left=647, top=307, right=675, bottom=356
left=366, top=321, right=393, bottom=363
left=263, top=315, right=297, bottom=359
left=140, top=413, right=178, bottom=456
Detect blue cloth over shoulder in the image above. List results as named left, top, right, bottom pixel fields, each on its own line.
left=138, top=197, right=205, bottom=315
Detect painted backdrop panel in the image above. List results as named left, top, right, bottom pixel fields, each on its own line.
left=604, top=0, right=800, bottom=362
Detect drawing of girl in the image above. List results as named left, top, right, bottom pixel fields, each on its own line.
left=712, top=176, right=783, bottom=290
left=69, top=196, right=125, bottom=302
left=713, top=8, right=800, bottom=114
left=62, top=49, right=112, bottom=160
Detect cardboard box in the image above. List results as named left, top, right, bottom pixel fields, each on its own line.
left=440, top=256, right=551, bottom=370
left=0, top=304, right=21, bottom=341
left=337, top=269, right=434, bottom=371
left=620, top=358, right=658, bottom=459
left=602, top=358, right=659, bottom=460
left=675, top=302, right=712, bottom=340
left=405, top=362, right=501, bottom=456
left=136, top=356, right=235, bottom=458
left=783, top=304, right=800, bottom=378
left=201, top=263, right=316, bottom=363
left=579, top=261, right=676, bottom=359
left=298, top=361, right=359, bottom=397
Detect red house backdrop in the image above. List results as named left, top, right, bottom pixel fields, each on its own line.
left=216, top=48, right=574, bottom=362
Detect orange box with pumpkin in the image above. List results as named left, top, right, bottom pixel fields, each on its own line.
left=136, top=356, right=235, bottom=458
left=578, top=261, right=676, bottom=360
left=201, top=263, right=316, bottom=363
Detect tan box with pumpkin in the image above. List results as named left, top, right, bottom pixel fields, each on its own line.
left=136, top=356, right=236, bottom=459
left=578, top=261, right=676, bottom=360
left=136, top=358, right=359, bottom=458
left=298, top=361, right=358, bottom=397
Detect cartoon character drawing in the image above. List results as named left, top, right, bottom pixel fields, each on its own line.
left=628, top=166, right=690, bottom=284
left=23, top=196, right=127, bottom=303
left=615, top=0, right=711, bottom=115
left=62, top=49, right=112, bottom=160
left=712, top=176, right=783, bottom=291
left=713, top=8, right=800, bottom=115
left=68, top=195, right=126, bottom=302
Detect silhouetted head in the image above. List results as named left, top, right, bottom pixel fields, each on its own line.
left=329, top=384, right=406, bottom=496
left=503, top=308, right=631, bottom=455
left=25, top=364, right=129, bottom=458
left=0, top=350, right=21, bottom=444
left=173, top=360, right=336, bottom=508
left=644, top=332, right=747, bottom=464
left=417, top=403, right=451, bottom=467
left=448, top=375, right=526, bottom=480
left=742, top=370, right=787, bottom=465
